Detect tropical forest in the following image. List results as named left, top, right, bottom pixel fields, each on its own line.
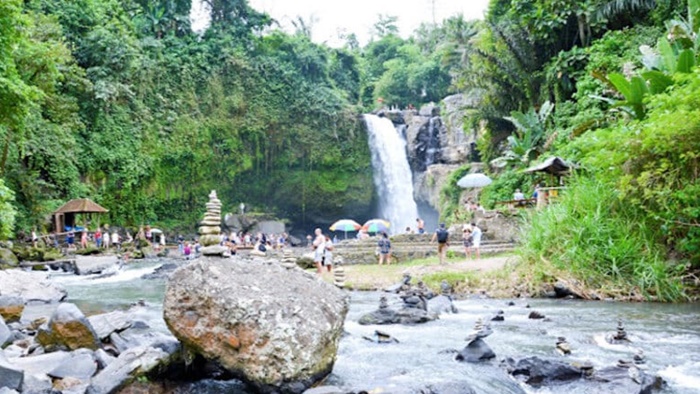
left=1, top=0, right=700, bottom=302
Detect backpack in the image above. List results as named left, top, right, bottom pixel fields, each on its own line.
left=437, top=229, right=449, bottom=243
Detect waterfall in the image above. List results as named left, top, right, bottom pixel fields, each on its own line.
left=364, top=114, right=419, bottom=235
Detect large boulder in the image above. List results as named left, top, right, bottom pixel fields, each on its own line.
left=0, top=296, right=24, bottom=323
left=88, top=310, right=132, bottom=340
left=164, top=256, right=349, bottom=393
left=502, top=356, right=582, bottom=386
left=36, top=303, right=101, bottom=351
left=0, top=270, right=67, bottom=303
left=0, top=248, right=18, bottom=269
left=74, top=255, right=120, bottom=275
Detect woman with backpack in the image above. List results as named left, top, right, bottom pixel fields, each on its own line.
left=377, top=232, right=392, bottom=265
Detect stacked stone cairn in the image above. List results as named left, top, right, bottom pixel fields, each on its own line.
left=607, top=320, right=631, bottom=344
left=333, top=256, right=346, bottom=288
left=281, top=249, right=297, bottom=269
left=198, top=190, right=227, bottom=256
left=456, top=318, right=496, bottom=363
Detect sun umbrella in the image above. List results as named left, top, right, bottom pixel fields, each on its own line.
left=330, top=219, right=362, bottom=239
left=362, top=219, right=391, bottom=234
left=457, top=173, right=493, bottom=188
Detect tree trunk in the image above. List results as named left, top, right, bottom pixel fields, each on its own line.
left=0, top=128, right=12, bottom=176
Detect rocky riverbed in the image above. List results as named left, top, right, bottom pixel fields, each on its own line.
left=1, top=254, right=699, bottom=393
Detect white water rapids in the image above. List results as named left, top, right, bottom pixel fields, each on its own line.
left=364, top=114, right=419, bottom=235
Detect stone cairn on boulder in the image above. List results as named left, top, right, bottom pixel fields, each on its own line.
left=280, top=249, right=297, bottom=269
left=427, top=279, right=458, bottom=315
left=607, top=320, right=631, bottom=344
left=333, top=257, right=346, bottom=288
left=198, top=190, right=226, bottom=256
left=456, top=318, right=496, bottom=363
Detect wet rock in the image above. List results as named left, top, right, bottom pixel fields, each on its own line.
left=358, top=296, right=400, bottom=325
left=88, top=310, right=132, bottom=340
left=0, top=248, right=18, bottom=269
left=633, top=350, right=645, bottom=365
left=0, top=351, right=23, bottom=391
left=528, top=311, right=545, bottom=319
left=47, top=349, right=97, bottom=381
left=163, top=256, right=348, bottom=392
left=362, top=330, right=399, bottom=344
left=417, top=382, right=477, bottom=394
left=491, top=310, right=505, bottom=321
left=74, top=255, right=120, bottom=275
left=21, top=372, right=53, bottom=393
left=590, top=365, right=664, bottom=394
left=428, top=295, right=458, bottom=315
left=0, top=316, right=11, bottom=348
left=0, top=270, right=66, bottom=303
left=556, top=337, right=571, bottom=355
left=506, top=301, right=516, bottom=306
left=0, top=296, right=24, bottom=324
left=385, top=273, right=412, bottom=293
left=456, top=319, right=495, bottom=363
left=502, top=356, right=581, bottom=386
left=36, top=303, right=101, bottom=351
left=86, top=346, right=170, bottom=394
left=94, top=348, right=116, bottom=369
left=553, top=281, right=583, bottom=299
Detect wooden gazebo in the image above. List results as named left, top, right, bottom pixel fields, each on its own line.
left=53, top=198, right=108, bottom=232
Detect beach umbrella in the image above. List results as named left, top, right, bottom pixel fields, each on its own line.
left=362, top=219, right=391, bottom=234
left=457, top=173, right=493, bottom=188
left=330, top=219, right=362, bottom=239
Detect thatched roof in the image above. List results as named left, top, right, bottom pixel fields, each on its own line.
left=524, top=157, right=572, bottom=175
left=53, top=198, right=109, bottom=214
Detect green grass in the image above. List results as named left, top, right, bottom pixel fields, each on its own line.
left=518, top=177, right=686, bottom=301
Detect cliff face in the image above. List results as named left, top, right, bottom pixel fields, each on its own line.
left=382, top=93, right=480, bottom=213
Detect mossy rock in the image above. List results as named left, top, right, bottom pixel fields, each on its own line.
left=43, top=249, right=65, bottom=261
left=11, top=247, right=46, bottom=262
left=75, top=247, right=101, bottom=256
left=31, top=264, right=48, bottom=271
left=0, top=247, right=19, bottom=268
left=131, top=249, right=145, bottom=259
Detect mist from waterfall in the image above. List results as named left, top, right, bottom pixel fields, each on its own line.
left=364, top=114, right=419, bottom=235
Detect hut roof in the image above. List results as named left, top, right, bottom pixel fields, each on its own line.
left=53, top=198, right=109, bottom=214
left=524, top=156, right=573, bottom=175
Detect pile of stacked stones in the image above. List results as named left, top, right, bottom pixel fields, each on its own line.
left=333, top=257, right=345, bottom=288
left=198, top=190, right=226, bottom=256
left=281, top=249, right=297, bottom=269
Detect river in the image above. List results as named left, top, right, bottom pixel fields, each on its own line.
left=42, top=258, right=700, bottom=393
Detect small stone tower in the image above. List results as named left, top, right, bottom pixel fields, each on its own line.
left=198, top=190, right=226, bottom=256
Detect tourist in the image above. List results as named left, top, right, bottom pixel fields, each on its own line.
left=416, top=218, right=425, bottom=234
left=312, top=228, right=325, bottom=274
left=405, top=226, right=413, bottom=234
left=95, top=227, right=102, bottom=248
left=184, top=242, right=192, bottom=260
left=194, top=239, right=201, bottom=255
left=145, top=225, right=152, bottom=243
left=278, top=232, right=287, bottom=249
left=80, top=230, right=88, bottom=249
left=51, top=231, right=58, bottom=249
left=514, top=188, right=525, bottom=201
left=470, top=222, right=482, bottom=260
left=31, top=228, right=38, bottom=248
left=103, top=227, right=111, bottom=249
left=377, top=232, right=391, bottom=265
left=125, top=231, right=133, bottom=245
left=66, top=229, right=75, bottom=248
left=463, top=228, right=473, bottom=259
left=177, top=234, right=184, bottom=254
left=430, top=223, right=449, bottom=265
left=323, top=235, right=334, bottom=273
left=112, top=230, right=121, bottom=252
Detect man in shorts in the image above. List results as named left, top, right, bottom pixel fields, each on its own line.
left=431, top=223, right=449, bottom=265
left=312, top=228, right=325, bottom=274
left=470, top=222, right=482, bottom=260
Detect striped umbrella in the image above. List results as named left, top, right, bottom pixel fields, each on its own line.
left=330, top=219, right=362, bottom=239
left=362, top=219, right=391, bottom=234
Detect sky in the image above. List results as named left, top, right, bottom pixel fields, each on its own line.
left=192, top=0, right=490, bottom=47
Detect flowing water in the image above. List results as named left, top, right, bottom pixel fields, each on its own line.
left=365, top=114, right=419, bottom=235
left=43, top=260, right=700, bottom=393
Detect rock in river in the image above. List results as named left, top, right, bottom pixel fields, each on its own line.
left=163, top=256, right=349, bottom=393
left=36, top=303, right=101, bottom=351
left=0, top=270, right=66, bottom=303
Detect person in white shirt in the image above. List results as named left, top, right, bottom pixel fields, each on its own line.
left=470, top=223, right=482, bottom=260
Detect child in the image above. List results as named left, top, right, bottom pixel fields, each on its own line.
left=463, top=228, right=473, bottom=259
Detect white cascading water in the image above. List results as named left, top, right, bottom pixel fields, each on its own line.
left=364, top=114, right=419, bottom=235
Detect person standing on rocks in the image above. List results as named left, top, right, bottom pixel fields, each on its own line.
left=377, top=232, right=391, bottom=265
left=323, top=235, right=334, bottom=273
left=80, top=230, right=88, bottom=249
left=431, top=223, right=449, bottom=265
left=462, top=227, right=473, bottom=259
left=312, top=228, right=325, bottom=274
left=470, top=222, right=482, bottom=260
left=416, top=218, right=425, bottom=234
